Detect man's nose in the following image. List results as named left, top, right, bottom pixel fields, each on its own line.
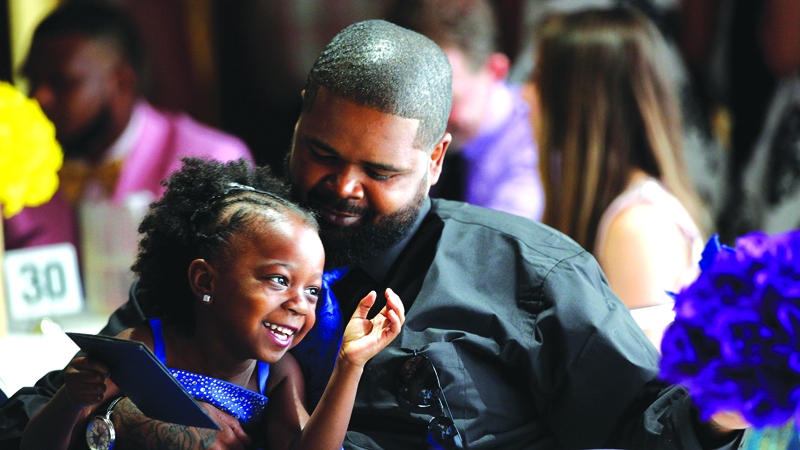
left=326, top=166, right=364, bottom=199
left=29, top=83, right=56, bottom=117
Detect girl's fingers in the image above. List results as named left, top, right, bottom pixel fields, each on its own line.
left=353, top=291, right=378, bottom=320
left=387, top=309, right=402, bottom=334
left=384, top=288, right=405, bottom=323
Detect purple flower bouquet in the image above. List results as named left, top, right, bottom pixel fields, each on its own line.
left=660, top=231, right=800, bottom=428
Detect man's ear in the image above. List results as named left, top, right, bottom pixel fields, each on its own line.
left=428, top=132, right=452, bottom=186
left=486, top=52, right=510, bottom=82
left=188, top=259, right=215, bottom=300
left=111, top=61, right=138, bottom=100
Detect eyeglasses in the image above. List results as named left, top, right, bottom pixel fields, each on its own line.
left=393, top=350, right=465, bottom=449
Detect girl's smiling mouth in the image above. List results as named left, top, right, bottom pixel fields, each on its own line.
left=264, top=322, right=298, bottom=347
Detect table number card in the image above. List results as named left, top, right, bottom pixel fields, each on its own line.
left=4, top=243, right=83, bottom=320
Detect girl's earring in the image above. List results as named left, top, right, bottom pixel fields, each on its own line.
left=202, top=294, right=212, bottom=304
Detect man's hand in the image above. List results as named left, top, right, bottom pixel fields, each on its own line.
left=112, top=397, right=252, bottom=450
left=709, top=411, right=750, bottom=432
left=692, top=409, right=750, bottom=449
left=64, top=356, right=111, bottom=409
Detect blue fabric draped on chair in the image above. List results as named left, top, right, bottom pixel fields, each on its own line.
left=289, top=268, right=348, bottom=410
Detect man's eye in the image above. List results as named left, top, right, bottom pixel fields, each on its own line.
left=309, top=147, right=336, bottom=162
left=49, top=75, right=78, bottom=93
left=366, top=169, right=393, bottom=181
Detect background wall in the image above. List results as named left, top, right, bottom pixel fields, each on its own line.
left=2, top=0, right=528, bottom=170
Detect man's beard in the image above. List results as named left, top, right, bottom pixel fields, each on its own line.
left=291, top=170, right=427, bottom=269
left=319, top=199, right=422, bottom=269
left=60, top=107, right=114, bottom=160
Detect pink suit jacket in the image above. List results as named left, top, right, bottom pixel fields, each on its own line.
left=4, top=101, right=253, bottom=251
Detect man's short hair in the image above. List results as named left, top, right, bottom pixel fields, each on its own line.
left=387, top=0, right=499, bottom=71
left=302, top=20, right=452, bottom=151
left=31, top=1, right=144, bottom=79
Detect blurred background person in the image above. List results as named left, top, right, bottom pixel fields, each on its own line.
left=528, top=6, right=711, bottom=348
left=686, top=0, right=800, bottom=241
left=679, top=0, right=800, bottom=243
left=388, top=0, right=544, bottom=220
left=514, top=0, right=730, bottom=227
left=740, top=0, right=800, bottom=236
left=3, top=1, right=252, bottom=313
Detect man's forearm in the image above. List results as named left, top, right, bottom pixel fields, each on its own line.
left=112, top=398, right=217, bottom=450
left=692, top=407, right=746, bottom=450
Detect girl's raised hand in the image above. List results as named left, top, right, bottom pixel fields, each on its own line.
left=63, top=356, right=111, bottom=410
left=339, top=288, right=405, bottom=367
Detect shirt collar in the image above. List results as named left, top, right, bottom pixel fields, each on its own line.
left=103, top=101, right=146, bottom=164
left=359, top=196, right=431, bottom=283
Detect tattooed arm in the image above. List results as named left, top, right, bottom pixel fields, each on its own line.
left=111, top=397, right=251, bottom=450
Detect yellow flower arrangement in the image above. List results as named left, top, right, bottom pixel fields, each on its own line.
left=0, top=81, right=62, bottom=218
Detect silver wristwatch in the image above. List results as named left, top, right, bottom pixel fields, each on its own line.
left=86, top=396, right=124, bottom=450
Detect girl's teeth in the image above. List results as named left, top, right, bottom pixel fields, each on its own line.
left=266, top=323, right=294, bottom=336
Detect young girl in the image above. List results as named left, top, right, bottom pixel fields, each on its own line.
left=20, top=158, right=405, bottom=450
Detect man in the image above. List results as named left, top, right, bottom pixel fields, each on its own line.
left=1, top=19, right=745, bottom=450
left=3, top=3, right=252, bottom=310
left=286, top=20, right=744, bottom=450
left=388, top=0, right=544, bottom=221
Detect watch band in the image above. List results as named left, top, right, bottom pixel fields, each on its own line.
left=104, top=396, right=124, bottom=419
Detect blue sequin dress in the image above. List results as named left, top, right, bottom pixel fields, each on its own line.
left=149, top=318, right=269, bottom=432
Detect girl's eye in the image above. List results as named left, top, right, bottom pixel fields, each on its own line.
left=268, top=276, right=288, bottom=287
left=305, top=286, right=320, bottom=301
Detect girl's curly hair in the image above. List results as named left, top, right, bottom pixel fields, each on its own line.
left=131, top=157, right=318, bottom=332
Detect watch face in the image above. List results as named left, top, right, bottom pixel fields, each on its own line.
left=86, top=416, right=115, bottom=450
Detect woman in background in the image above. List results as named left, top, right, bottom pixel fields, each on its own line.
left=527, top=6, right=711, bottom=349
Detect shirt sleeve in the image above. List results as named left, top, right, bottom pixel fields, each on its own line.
left=530, top=250, right=740, bottom=449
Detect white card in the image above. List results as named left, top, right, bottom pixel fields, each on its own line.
left=4, top=243, right=84, bottom=320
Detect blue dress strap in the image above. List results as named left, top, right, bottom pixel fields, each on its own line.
left=149, top=318, right=269, bottom=395
left=149, top=318, right=167, bottom=365
left=147, top=318, right=269, bottom=428
left=257, top=361, right=269, bottom=395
